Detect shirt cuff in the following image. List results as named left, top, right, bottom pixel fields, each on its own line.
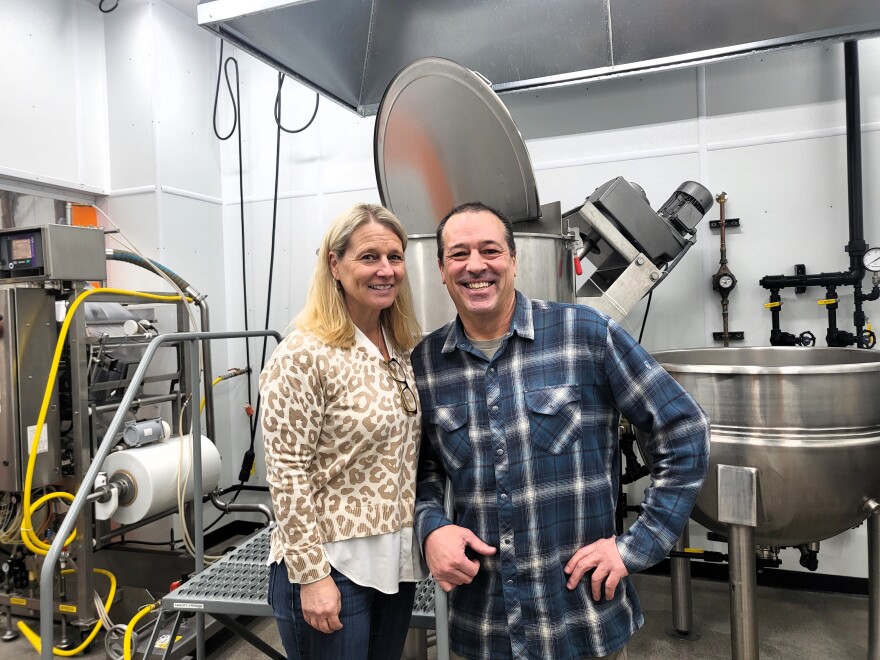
left=615, top=531, right=661, bottom=575
left=416, top=511, right=453, bottom=551
left=283, top=547, right=331, bottom=584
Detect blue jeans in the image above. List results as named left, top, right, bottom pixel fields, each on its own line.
left=267, top=562, right=417, bottom=660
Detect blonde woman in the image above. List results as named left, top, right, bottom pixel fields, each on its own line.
left=260, top=203, right=425, bottom=659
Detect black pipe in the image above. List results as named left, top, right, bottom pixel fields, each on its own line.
left=845, top=41, right=867, bottom=265
left=825, top=286, right=840, bottom=346
left=760, top=269, right=859, bottom=290
left=760, top=41, right=872, bottom=348
left=760, top=41, right=866, bottom=293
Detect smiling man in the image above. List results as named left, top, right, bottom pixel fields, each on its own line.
left=411, top=201, right=710, bottom=660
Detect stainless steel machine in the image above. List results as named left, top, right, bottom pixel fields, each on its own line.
left=0, top=215, right=242, bottom=657
left=643, top=347, right=880, bottom=660
left=374, top=57, right=713, bottom=329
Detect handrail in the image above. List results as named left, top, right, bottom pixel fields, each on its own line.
left=39, top=329, right=282, bottom=660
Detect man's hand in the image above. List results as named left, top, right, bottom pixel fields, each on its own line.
left=425, top=525, right=497, bottom=592
left=300, top=575, right=343, bottom=633
left=564, top=536, right=629, bottom=601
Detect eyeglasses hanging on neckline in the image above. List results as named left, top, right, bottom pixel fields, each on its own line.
left=385, top=358, right=418, bottom=415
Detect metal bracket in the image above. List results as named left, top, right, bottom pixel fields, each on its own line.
left=794, top=264, right=807, bottom=294
left=577, top=253, right=661, bottom=322
left=717, top=464, right=758, bottom=527
left=712, top=331, right=745, bottom=341
left=709, top=218, right=740, bottom=230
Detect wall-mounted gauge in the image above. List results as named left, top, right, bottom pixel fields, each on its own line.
left=862, top=247, right=880, bottom=272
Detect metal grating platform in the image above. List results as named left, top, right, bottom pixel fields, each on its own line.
left=163, top=527, right=274, bottom=616
left=162, top=526, right=439, bottom=627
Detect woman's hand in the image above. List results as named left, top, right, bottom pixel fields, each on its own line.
left=300, top=575, right=343, bottom=633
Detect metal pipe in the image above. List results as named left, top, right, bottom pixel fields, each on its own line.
left=669, top=528, right=695, bottom=636
left=209, top=491, right=274, bottom=522
left=197, top=300, right=215, bottom=440
left=189, top=340, right=206, bottom=660
left=434, top=480, right=454, bottom=660
left=38, top=329, right=282, bottom=660
left=867, top=500, right=880, bottom=660
left=844, top=41, right=866, bottom=263
left=728, top=524, right=759, bottom=660
left=97, top=505, right=194, bottom=545
left=90, top=393, right=178, bottom=415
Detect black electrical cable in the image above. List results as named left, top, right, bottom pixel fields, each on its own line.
left=99, top=0, right=119, bottom=13
left=274, top=72, right=320, bottom=134
left=638, top=291, right=654, bottom=344
left=212, top=40, right=256, bottom=440
left=238, top=72, right=320, bottom=483
left=233, top=72, right=322, bottom=486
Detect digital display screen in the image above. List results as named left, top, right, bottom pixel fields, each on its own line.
left=11, top=237, right=34, bottom=261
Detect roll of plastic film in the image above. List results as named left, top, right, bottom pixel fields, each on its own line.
left=102, top=435, right=222, bottom=524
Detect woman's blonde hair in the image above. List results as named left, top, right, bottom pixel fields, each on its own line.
left=296, top=204, right=422, bottom=351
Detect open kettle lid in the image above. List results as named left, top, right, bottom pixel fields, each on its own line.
left=374, top=57, right=540, bottom=235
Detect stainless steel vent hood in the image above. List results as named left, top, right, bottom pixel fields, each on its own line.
left=198, top=0, right=880, bottom=116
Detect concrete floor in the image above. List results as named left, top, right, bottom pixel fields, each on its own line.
left=0, top=572, right=870, bottom=659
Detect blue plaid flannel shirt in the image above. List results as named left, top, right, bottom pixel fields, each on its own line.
left=412, top=292, right=709, bottom=660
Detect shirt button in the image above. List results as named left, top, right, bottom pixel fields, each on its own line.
left=500, top=494, right=507, bottom=500
left=496, top=448, right=504, bottom=456
left=491, top=405, right=499, bottom=411
left=489, top=367, right=495, bottom=372
left=503, top=538, right=511, bottom=545
left=507, top=579, right=513, bottom=585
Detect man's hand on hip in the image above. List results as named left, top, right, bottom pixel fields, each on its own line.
left=564, top=536, right=629, bottom=601
left=425, top=525, right=497, bottom=592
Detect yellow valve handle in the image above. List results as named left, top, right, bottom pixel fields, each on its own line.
left=764, top=301, right=781, bottom=308
left=817, top=298, right=839, bottom=305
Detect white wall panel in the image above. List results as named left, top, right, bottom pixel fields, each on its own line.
left=104, top=0, right=156, bottom=190
left=0, top=0, right=109, bottom=191
left=861, top=39, right=880, bottom=124
left=706, top=136, right=854, bottom=346
left=318, top=102, right=379, bottom=194
left=706, top=44, right=844, bottom=144
left=219, top=50, right=324, bottom=202
left=506, top=68, right=700, bottom=166
left=152, top=0, right=222, bottom=197
left=102, top=193, right=162, bottom=291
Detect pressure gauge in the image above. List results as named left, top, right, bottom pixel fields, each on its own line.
left=718, top=275, right=735, bottom=290
left=863, top=247, right=880, bottom=272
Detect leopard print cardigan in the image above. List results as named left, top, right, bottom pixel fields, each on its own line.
left=260, top=329, right=422, bottom=584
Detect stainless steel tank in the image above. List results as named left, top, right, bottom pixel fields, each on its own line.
left=407, top=233, right=575, bottom=332
left=375, top=58, right=578, bottom=331
left=648, top=347, right=880, bottom=546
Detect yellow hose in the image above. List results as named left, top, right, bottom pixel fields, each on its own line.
left=123, top=601, right=160, bottom=660
left=17, top=568, right=117, bottom=656
left=20, top=288, right=185, bottom=556
left=199, top=375, right=225, bottom=413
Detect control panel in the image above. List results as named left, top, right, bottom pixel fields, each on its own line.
left=0, top=224, right=106, bottom=282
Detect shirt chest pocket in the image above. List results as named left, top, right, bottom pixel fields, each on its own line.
left=430, top=403, right=472, bottom=470
left=525, top=384, right=582, bottom=455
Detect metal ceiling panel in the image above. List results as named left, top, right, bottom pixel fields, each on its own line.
left=198, top=0, right=880, bottom=116
left=198, top=0, right=374, bottom=111
left=360, top=0, right=609, bottom=114
left=610, top=0, right=880, bottom=68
